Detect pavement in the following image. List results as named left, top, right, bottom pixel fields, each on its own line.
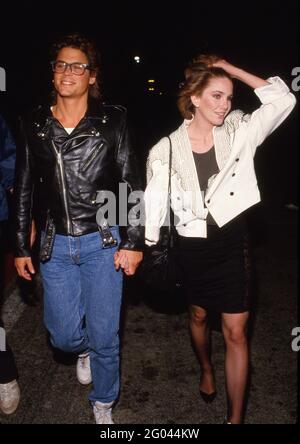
left=0, top=203, right=298, bottom=424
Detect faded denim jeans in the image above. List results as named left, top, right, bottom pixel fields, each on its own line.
left=40, top=228, right=123, bottom=404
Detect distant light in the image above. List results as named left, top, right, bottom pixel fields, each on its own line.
left=148, top=79, right=155, bottom=83
left=148, top=87, right=155, bottom=91
left=159, top=92, right=163, bottom=95
left=134, top=56, right=140, bottom=63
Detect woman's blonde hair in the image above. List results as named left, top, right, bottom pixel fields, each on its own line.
left=177, top=54, right=232, bottom=119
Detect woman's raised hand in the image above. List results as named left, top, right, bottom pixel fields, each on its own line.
left=212, top=59, right=239, bottom=78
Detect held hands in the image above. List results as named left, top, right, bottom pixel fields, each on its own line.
left=114, top=249, right=143, bottom=276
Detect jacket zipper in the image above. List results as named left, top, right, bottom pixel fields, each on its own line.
left=66, top=133, right=98, bottom=150
left=68, top=133, right=96, bottom=141
left=81, top=142, right=104, bottom=172
left=51, top=140, right=72, bottom=234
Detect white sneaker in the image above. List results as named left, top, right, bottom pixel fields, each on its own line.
left=93, top=401, right=114, bottom=424
left=0, top=379, right=20, bottom=414
left=76, top=353, right=92, bottom=385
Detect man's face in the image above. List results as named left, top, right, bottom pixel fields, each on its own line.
left=53, top=46, right=96, bottom=99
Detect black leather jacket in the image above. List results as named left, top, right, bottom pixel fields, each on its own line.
left=14, top=99, right=144, bottom=257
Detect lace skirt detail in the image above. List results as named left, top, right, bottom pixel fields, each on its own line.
left=177, top=215, right=251, bottom=313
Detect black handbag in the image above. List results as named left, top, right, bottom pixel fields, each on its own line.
left=139, top=136, right=182, bottom=293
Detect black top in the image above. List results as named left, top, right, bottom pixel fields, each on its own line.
left=192, top=146, right=219, bottom=225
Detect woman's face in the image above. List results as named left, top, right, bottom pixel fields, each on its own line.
left=191, top=76, right=233, bottom=126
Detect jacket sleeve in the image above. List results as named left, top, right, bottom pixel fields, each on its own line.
left=240, top=76, right=296, bottom=155
left=144, top=140, right=169, bottom=246
left=116, top=110, right=145, bottom=251
left=0, top=115, right=16, bottom=189
left=13, top=117, right=34, bottom=257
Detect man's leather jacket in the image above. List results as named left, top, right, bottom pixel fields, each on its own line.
left=14, top=99, right=144, bottom=257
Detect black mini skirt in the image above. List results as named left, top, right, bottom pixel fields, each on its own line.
left=177, top=215, right=251, bottom=313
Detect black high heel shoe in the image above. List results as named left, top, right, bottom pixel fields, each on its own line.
left=199, top=390, right=217, bottom=403
left=223, top=416, right=232, bottom=424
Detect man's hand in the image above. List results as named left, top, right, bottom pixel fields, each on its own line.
left=15, top=257, right=35, bottom=281
left=114, top=249, right=143, bottom=276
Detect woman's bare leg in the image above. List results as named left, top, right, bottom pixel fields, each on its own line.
left=222, top=311, right=249, bottom=423
left=189, top=305, right=215, bottom=394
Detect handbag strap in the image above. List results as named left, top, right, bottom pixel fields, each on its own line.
left=167, top=136, right=172, bottom=200
left=166, top=136, right=173, bottom=242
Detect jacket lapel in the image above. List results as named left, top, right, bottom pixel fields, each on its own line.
left=175, top=122, right=204, bottom=215
left=206, top=110, right=244, bottom=199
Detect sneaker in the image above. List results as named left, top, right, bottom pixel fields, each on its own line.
left=76, top=353, right=92, bottom=385
left=0, top=379, right=20, bottom=414
left=93, top=401, right=114, bottom=424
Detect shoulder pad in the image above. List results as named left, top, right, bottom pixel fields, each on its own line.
left=223, top=109, right=249, bottom=133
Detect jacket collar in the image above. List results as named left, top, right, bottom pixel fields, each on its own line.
left=85, top=98, right=108, bottom=121
left=33, top=98, right=109, bottom=139
left=180, top=117, right=229, bottom=171
left=181, top=111, right=245, bottom=171
left=173, top=117, right=232, bottom=205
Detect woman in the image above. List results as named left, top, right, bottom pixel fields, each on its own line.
left=144, top=55, right=296, bottom=423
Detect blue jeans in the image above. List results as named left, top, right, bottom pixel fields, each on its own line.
left=40, top=228, right=123, bottom=404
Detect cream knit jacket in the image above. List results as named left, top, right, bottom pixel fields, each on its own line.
left=144, top=77, right=296, bottom=245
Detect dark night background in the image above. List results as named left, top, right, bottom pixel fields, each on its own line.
left=0, top=1, right=299, bottom=426
left=0, top=0, right=299, bottom=198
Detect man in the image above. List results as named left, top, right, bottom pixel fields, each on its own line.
left=0, top=113, right=20, bottom=415
left=14, top=33, right=143, bottom=424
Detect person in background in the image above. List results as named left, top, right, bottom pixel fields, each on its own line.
left=144, top=54, right=296, bottom=423
left=0, top=113, right=20, bottom=415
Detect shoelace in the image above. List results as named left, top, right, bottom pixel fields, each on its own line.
left=94, top=406, right=112, bottom=424
left=0, top=386, right=10, bottom=396
left=78, top=356, right=89, bottom=368
left=0, top=383, right=17, bottom=398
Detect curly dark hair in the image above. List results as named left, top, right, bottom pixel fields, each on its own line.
left=50, top=32, right=101, bottom=100
left=177, top=54, right=232, bottom=119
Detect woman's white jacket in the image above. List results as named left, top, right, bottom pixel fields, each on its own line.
left=144, top=77, right=296, bottom=245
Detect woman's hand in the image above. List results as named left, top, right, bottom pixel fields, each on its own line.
left=212, top=59, right=240, bottom=78
left=212, top=59, right=269, bottom=89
